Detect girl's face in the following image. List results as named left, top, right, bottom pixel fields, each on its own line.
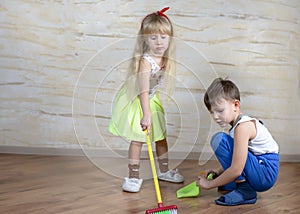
left=146, top=34, right=170, bottom=56
left=209, top=98, right=239, bottom=127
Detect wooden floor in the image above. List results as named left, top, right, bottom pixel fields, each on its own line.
left=0, top=154, right=299, bottom=214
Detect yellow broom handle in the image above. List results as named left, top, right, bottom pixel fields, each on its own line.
left=145, top=131, right=162, bottom=204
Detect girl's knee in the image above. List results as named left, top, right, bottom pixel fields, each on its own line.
left=131, top=141, right=143, bottom=148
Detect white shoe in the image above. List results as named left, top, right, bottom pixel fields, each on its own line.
left=158, top=169, right=184, bottom=183
left=122, top=177, right=143, bottom=192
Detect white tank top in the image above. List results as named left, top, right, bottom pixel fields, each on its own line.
left=142, top=54, right=164, bottom=98
left=229, top=115, right=279, bottom=155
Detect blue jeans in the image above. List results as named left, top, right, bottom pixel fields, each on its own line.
left=211, top=132, right=280, bottom=192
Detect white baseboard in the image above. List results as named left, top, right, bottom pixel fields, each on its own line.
left=0, top=146, right=298, bottom=162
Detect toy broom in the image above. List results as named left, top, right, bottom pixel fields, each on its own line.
left=144, top=130, right=178, bottom=214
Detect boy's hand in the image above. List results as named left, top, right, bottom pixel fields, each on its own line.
left=196, top=172, right=215, bottom=190
left=197, top=175, right=211, bottom=190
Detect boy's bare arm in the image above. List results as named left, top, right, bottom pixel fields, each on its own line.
left=230, top=122, right=256, bottom=176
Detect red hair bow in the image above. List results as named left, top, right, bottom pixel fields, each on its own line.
left=141, top=7, right=171, bottom=29
left=158, top=7, right=170, bottom=22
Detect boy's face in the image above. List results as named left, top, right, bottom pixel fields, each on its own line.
left=146, top=34, right=170, bottom=56
left=209, top=98, right=239, bottom=127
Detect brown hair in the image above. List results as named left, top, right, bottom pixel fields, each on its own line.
left=204, top=78, right=240, bottom=111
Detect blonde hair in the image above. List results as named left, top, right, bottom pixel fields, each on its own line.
left=126, top=9, right=176, bottom=99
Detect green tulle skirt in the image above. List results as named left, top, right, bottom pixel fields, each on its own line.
left=108, top=86, right=166, bottom=143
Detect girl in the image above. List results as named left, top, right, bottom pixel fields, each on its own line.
left=197, top=78, right=279, bottom=206
left=109, top=7, right=184, bottom=193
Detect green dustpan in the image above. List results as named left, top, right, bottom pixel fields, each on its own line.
left=176, top=181, right=199, bottom=198
left=176, top=173, right=214, bottom=199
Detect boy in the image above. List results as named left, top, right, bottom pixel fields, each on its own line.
left=197, top=78, right=279, bottom=206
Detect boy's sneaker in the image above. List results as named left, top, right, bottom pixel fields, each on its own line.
left=122, top=177, right=143, bottom=193
left=158, top=169, right=184, bottom=183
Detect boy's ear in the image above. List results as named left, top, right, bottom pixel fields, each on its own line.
left=233, top=99, right=240, bottom=111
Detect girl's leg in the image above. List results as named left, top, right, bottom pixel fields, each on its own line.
left=122, top=141, right=143, bottom=193
left=155, top=138, right=184, bottom=183
left=155, top=138, right=169, bottom=173
left=128, top=141, right=143, bottom=178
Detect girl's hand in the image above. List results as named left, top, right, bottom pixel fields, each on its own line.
left=140, top=115, right=151, bottom=132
